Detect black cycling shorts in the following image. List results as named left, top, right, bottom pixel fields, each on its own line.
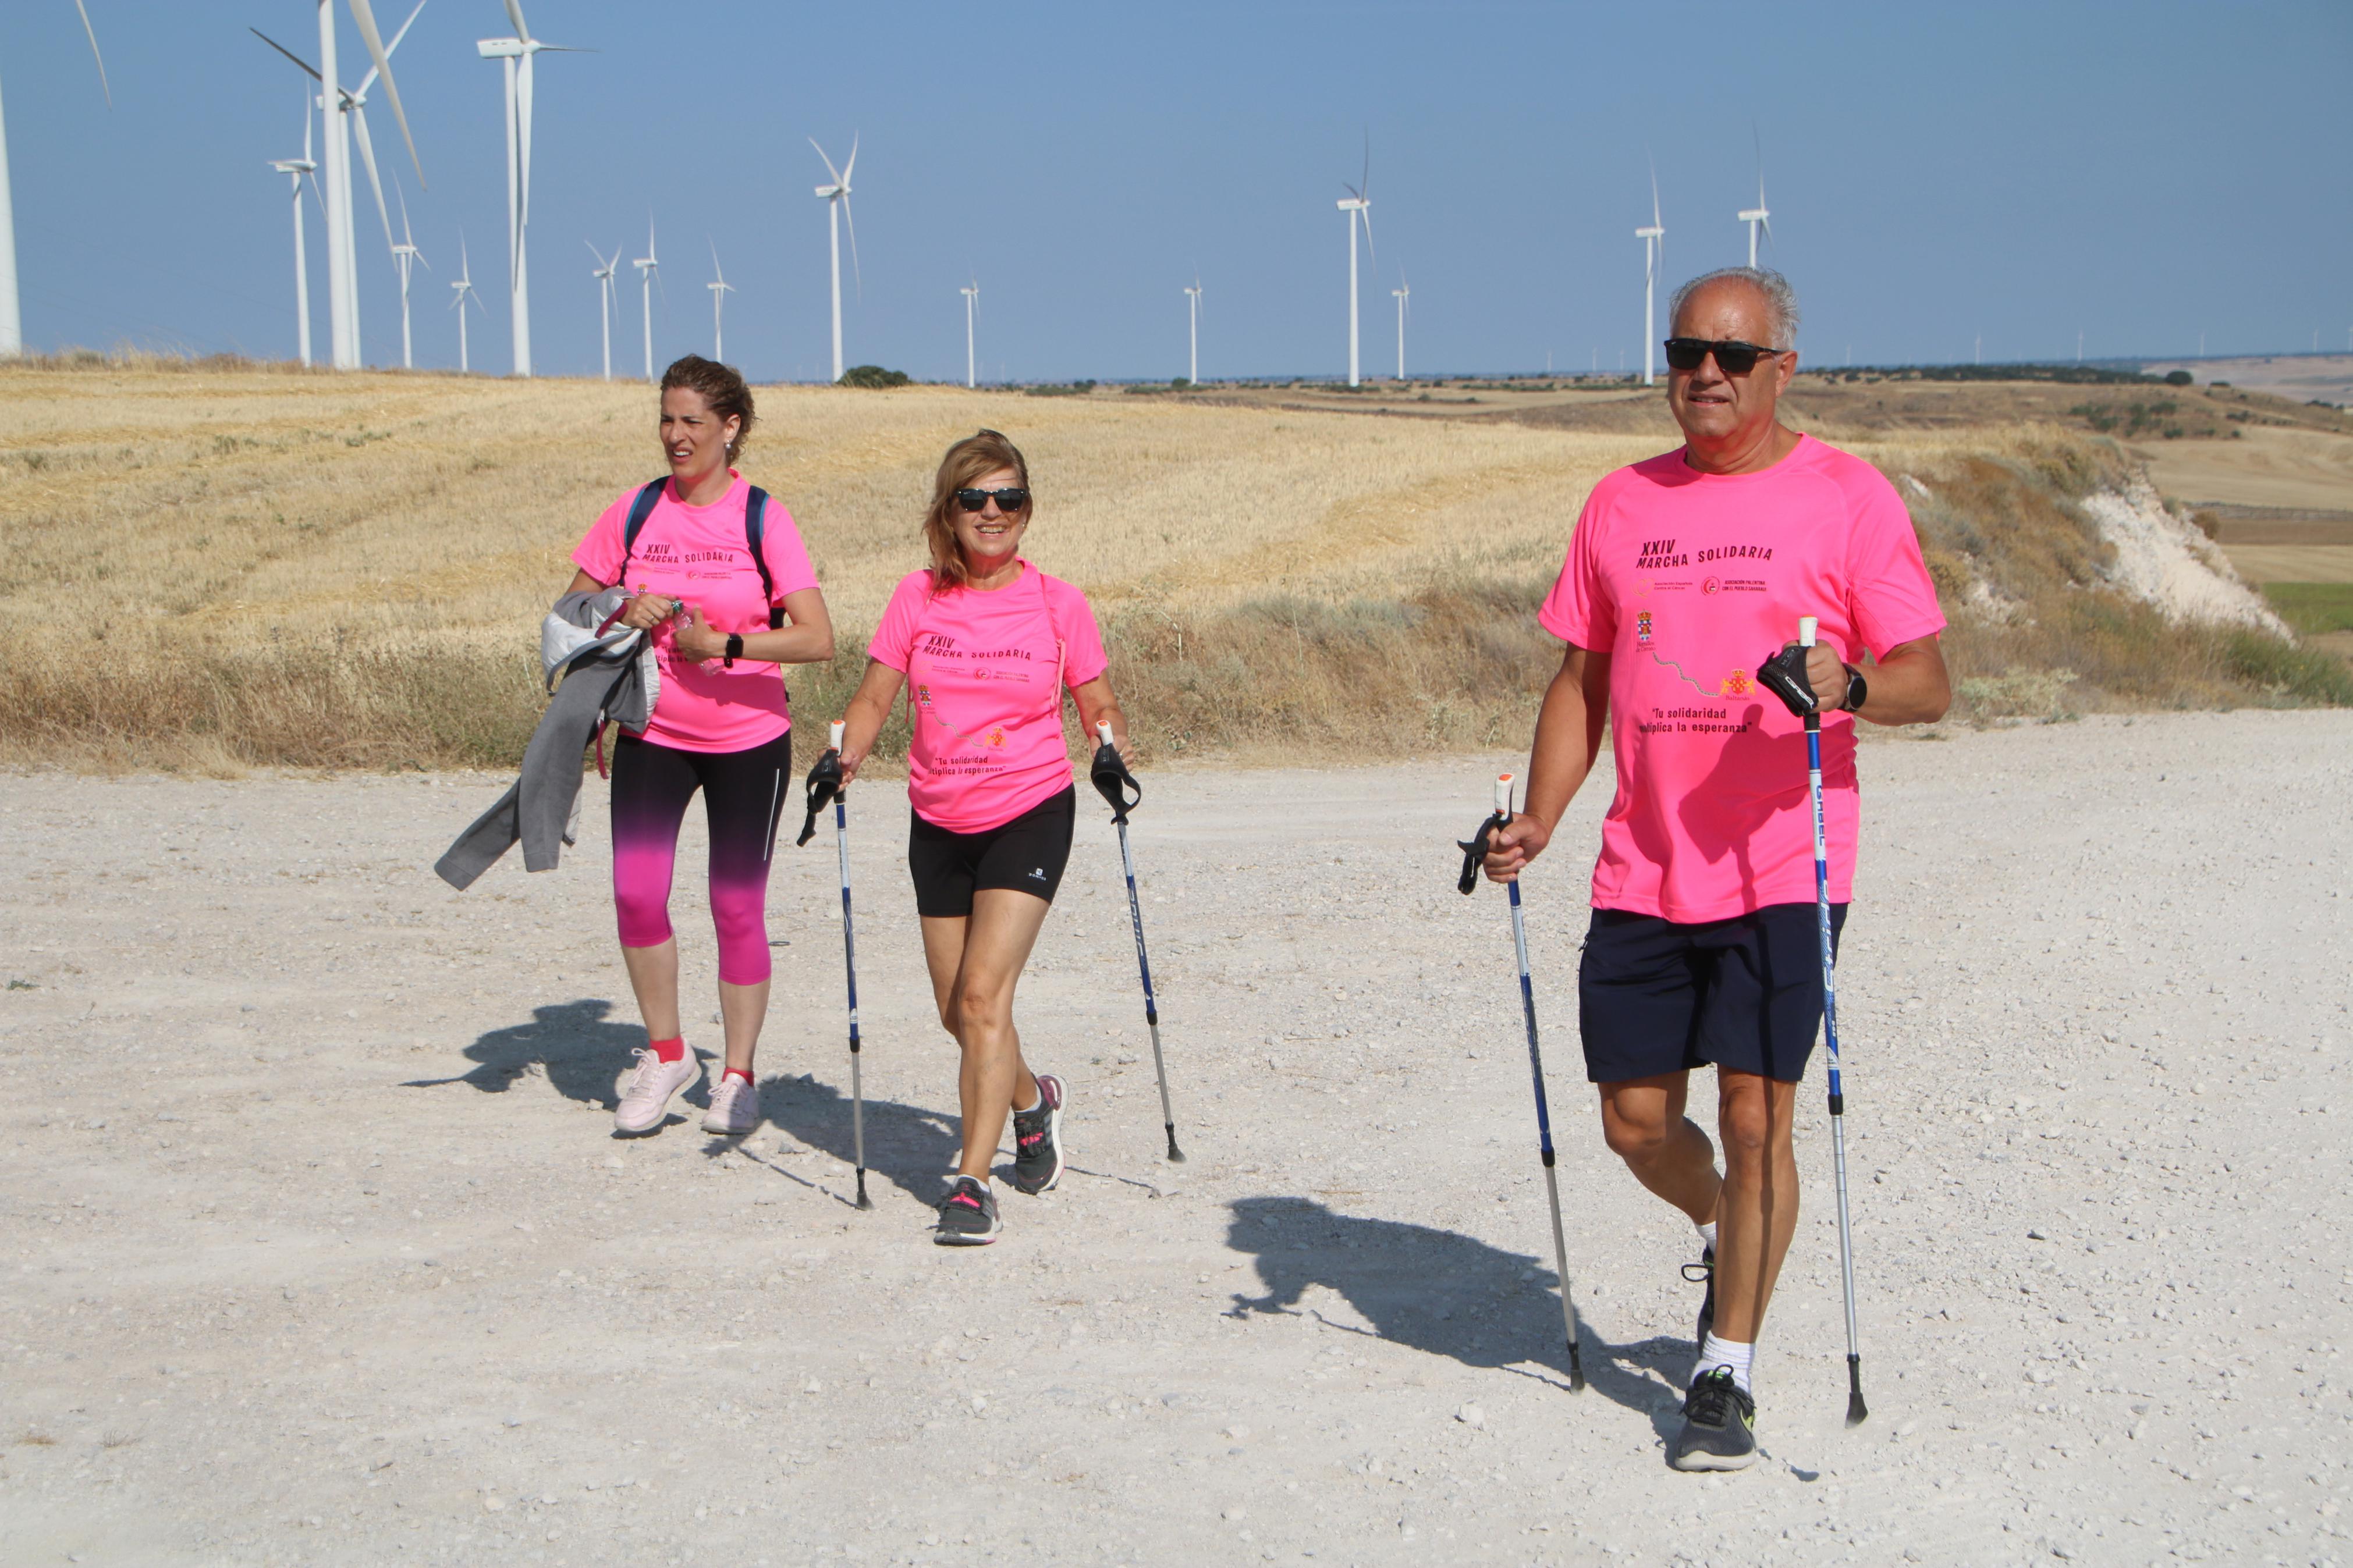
left=906, top=787, right=1076, bottom=918
left=1577, top=902, right=1848, bottom=1085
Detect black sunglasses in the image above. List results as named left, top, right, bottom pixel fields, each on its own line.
left=955, top=487, right=1031, bottom=513
left=1663, top=337, right=1787, bottom=375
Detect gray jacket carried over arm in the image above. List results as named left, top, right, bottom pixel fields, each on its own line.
left=434, top=588, right=660, bottom=891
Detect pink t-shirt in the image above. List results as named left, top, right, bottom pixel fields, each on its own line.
left=867, top=562, right=1109, bottom=834
left=572, top=474, right=821, bottom=753
left=1538, top=435, right=1946, bottom=923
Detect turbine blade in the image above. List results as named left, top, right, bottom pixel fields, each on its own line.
left=842, top=131, right=858, bottom=185
left=347, top=0, right=426, bottom=187
left=1649, top=152, right=1661, bottom=227
left=516, top=52, right=534, bottom=226
left=74, top=0, right=110, bottom=105
left=842, top=196, right=862, bottom=299
left=505, top=0, right=532, bottom=45
left=302, top=84, right=314, bottom=159
left=251, top=29, right=324, bottom=84
left=353, top=0, right=428, bottom=97
left=349, top=106, right=398, bottom=252
left=1359, top=205, right=1375, bottom=270
left=1360, top=129, right=1369, bottom=200
left=808, top=137, right=844, bottom=187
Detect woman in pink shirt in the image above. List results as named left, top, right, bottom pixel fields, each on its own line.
left=837, top=429, right=1129, bottom=1246
left=564, top=355, right=836, bottom=1140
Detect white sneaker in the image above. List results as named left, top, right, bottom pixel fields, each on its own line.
left=614, top=1046, right=701, bottom=1136
left=701, top=1073, right=761, bottom=1136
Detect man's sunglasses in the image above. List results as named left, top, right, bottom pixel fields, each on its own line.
left=955, top=487, right=1031, bottom=513
left=1663, top=338, right=1787, bottom=375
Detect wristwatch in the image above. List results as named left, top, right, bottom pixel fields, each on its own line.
left=1840, top=664, right=1868, bottom=714
left=724, top=634, right=743, bottom=669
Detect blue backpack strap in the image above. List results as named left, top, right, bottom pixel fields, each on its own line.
left=616, top=478, right=667, bottom=586
left=744, top=485, right=782, bottom=629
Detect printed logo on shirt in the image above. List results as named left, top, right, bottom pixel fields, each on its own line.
left=1703, top=576, right=1768, bottom=595
left=1702, top=577, right=1721, bottom=595
left=1635, top=609, right=1654, bottom=645
left=1722, top=669, right=1754, bottom=696
left=1694, top=543, right=1776, bottom=564
left=1635, top=538, right=1687, bottom=570
left=1029, top=867, right=1047, bottom=881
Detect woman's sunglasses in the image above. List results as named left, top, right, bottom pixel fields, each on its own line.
left=956, top=487, right=1031, bottom=513
left=1663, top=338, right=1787, bottom=375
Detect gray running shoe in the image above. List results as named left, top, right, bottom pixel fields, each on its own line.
left=934, top=1176, right=1002, bottom=1246
left=1684, top=1246, right=1716, bottom=1347
left=1010, top=1074, right=1066, bottom=1195
left=1669, top=1367, right=1758, bottom=1473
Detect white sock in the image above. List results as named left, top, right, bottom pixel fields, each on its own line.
left=1015, top=1087, right=1043, bottom=1115
left=1695, top=1220, right=1718, bottom=1257
left=954, top=1171, right=991, bottom=1189
left=1695, top=1333, right=1753, bottom=1395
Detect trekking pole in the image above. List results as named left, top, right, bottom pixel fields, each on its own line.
left=1760, top=617, right=1867, bottom=1424
left=1457, top=773, right=1586, bottom=1393
left=1091, top=721, right=1184, bottom=1162
left=797, top=721, right=870, bottom=1210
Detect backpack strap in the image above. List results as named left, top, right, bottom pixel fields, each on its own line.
left=616, top=478, right=668, bottom=587
left=744, top=485, right=782, bottom=629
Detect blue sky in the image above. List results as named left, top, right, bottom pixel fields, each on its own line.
left=7, top=1, right=2349, bottom=381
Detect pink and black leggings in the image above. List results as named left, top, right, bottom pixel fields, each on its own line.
left=609, top=730, right=792, bottom=985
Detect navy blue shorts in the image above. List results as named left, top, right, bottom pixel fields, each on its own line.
left=1577, top=902, right=1847, bottom=1085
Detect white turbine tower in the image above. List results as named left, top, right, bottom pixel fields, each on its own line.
left=1737, top=129, right=1772, bottom=269
left=706, top=240, right=734, bottom=362
left=389, top=184, right=427, bottom=369
left=1183, top=276, right=1202, bottom=384
left=449, top=233, right=483, bottom=372
left=0, top=2, right=109, bottom=357
left=1335, top=141, right=1374, bottom=387
left=632, top=219, right=661, bottom=382
left=267, top=90, right=320, bottom=368
left=1392, top=271, right=1409, bottom=382
left=960, top=279, right=978, bottom=388
left=1636, top=161, right=1665, bottom=386
left=810, top=135, right=861, bottom=382
left=478, top=0, right=580, bottom=378
left=252, top=1, right=427, bottom=372
left=586, top=241, right=618, bottom=381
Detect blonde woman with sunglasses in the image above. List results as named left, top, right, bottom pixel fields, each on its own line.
left=835, top=429, right=1129, bottom=1246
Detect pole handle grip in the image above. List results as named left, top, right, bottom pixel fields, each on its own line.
left=1798, top=616, right=1819, bottom=649
left=829, top=720, right=845, bottom=752
left=1494, top=773, right=1515, bottom=815
left=1096, top=720, right=1115, bottom=747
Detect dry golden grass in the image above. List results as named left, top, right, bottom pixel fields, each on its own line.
left=0, top=362, right=2339, bottom=771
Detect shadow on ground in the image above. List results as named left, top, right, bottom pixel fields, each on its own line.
left=1223, top=1196, right=1690, bottom=1427
left=402, top=998, right=695, bottom=1115
left=760, top=1073, right=962, bottom=1206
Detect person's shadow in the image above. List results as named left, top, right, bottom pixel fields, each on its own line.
left=402, top=998, right=677, bottom=1118
left=1223, top=1196, right=1691, bottom=1430
left=761, top=1072, right=963, bottom=1206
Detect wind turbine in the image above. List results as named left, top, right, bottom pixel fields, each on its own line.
left=959, top=279, right=978, bottom=388
left=632, top=218, right=661, bottom=382
left=1636, top=161, right=1665, bottom=385
left=251, top=1, right=428, bottom=372
left=586, top=241, right=618, bottom=381
left=810, top=135, right=861, bottom=382
left=389, top=184, right=428, bottom=369
left=1183, top=276, right=1202, bottom=385
left=1737, top=129, right=1772, bottom=269
left=706, top=240, right=734, bottom=362
left=477, top=1, right=582, bottom=378
left=449, top=233, right=483, bottom=372
left=1336, top=140, right=1374, bottom=386
left=1392, top=271, right=1410, bottom=381
left=267, top=88, right=320, bottom=367
left=0, top=2, right=109, bottom=357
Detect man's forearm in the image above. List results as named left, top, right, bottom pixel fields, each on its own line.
left=1857, top=640, right=1951, bottom=726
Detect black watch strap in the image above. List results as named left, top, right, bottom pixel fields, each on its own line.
left=1841, top=664, right=1867, bottom=713
left=725, top=633, right=743, bottom=669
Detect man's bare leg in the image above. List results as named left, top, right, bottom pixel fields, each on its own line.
left=1709, top=1069, right=1802, bottom=1343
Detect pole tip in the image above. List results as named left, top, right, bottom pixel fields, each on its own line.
left=1165, top=1135, right=1187, bottom=1164
left=854, top=1173, right=872, bottom=1211
left=1846, top=1393, right=1868, bottom=1426
left=1567, top=1344, right=1587, bottom=1393
left=1846, top=1356, right=1867, bottom=1424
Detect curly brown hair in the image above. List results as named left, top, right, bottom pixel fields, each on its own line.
left=921, top=428, right=1031, bottom=595
left=658, top=354, right=757, bottom=460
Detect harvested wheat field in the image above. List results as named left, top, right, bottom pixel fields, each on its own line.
left=1, top=362, right=2343, bottom=772
left=1, top=711, right=2348, bottom=1565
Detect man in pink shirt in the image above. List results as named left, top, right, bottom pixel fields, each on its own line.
left=1483, top=268, right=1950, bottom=1471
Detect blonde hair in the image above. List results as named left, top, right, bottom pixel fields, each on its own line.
left=921, top=428, right=1031, bottom=595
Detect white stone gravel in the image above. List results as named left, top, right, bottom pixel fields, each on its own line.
left=1, top=709, right=2348, bottom=1566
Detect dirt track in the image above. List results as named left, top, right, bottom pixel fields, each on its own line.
left=3, top=710, right=2349, bottom=1566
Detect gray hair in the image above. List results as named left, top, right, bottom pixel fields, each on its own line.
left=1667, top=267, right=1800, bottom=349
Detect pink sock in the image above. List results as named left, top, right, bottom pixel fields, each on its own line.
left=649, top=1036, right=685, bottom=1064
left=724, top=1068, right=754, bottom=1086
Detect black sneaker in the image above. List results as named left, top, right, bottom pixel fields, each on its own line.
left=1669, top=1367, right=1758, bottom=1472
left=1684, top=1246, right=1716, bottom=1347
left=1010, top=1074, right=1066, bottom=1195
left=934, top=1176, right=1002, bottom=1246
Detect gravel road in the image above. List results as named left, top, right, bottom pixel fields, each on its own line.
left=3, top=710, right=2347, bottom=1566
